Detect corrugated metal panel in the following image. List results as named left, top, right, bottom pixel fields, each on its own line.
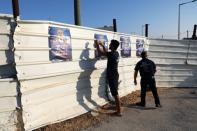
left=149, top=39, right=197, bottom=87
left=0, top=34, right=13, bottom=49
left=0, top=20, right=12, bottom=34
left=19, top=66, right=133, bottom=93
left=149, top=45, right=188, bottom=52
left=21, top=73, right=133, bottom=106
left=0, top=79, right=18, bottom=130
left=0, top=125, right=17, bottom=131
left=0, top=50, right=14, bottom=65
left=15, top=58, right=138, bottom=80
left=0, top=78, right=17, bottom=97
left=0, top=111, right=17, bottom=127
left=0, top=16, right=14, bottom=65
left=0, top=14, right=19, bottom=131
left=149, top=39, right=190, bottom=46
left=0, top=79, right=18, bottom=131
left=156, top=81, right=197, bottom=87
left=0, top=97, right=16, bottom=112
left=14, top=31, right=144, bottom=64
left=0, top=16, right=195, bottom=130
left=14, top=20, right=144, bottom=130
left=0, top=15, right=16, bottom=78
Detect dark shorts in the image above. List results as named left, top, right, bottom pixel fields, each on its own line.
left=107, top=75, right=119, bottom=96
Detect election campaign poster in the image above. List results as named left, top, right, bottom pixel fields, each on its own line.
left=136, top=39, right=144, bottom=56
left=94, top=34, right=108, bottom=59
left=120, top=36, right=131, bottom=57
left=49, top=27, right=72, bottom=61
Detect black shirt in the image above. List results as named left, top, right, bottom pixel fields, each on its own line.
left=135, top=58, right=156, bottom=78
left=107, top=51, right=119, bottom=77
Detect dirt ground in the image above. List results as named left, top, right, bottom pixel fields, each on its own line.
left=34, top=89, right=163, bottom=131
left=85, top=88, right=197, bottom=131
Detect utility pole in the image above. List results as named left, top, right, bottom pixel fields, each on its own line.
left=192, top=24, right=197, bottom=39
left=74, top=0, right=81, bottom=25
left=113, top=19, right=117, bottom=32
left=145, top=24, right=149, bottom=37
left=12, top=0, right=20, bottom=20
left=178, top=0, right=197, bottom=40
left=187, top=30, right=189, bottom=39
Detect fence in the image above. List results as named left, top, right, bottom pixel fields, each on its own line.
left=13, top=20, right=147, bottom=130
left=148, top=39, right=197, bottom=87
left=0, top=14, right=197, bottom=131
left=0, top=14, right=19, bottom=131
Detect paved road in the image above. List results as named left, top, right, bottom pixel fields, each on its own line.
left=84, top=88, right=197, bottom=131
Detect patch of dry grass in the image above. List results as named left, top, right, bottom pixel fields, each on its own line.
left=35, top=89, right=165, bottom=131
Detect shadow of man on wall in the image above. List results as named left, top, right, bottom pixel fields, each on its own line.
left=98, top=69, right=113, bottom=102
left=1, top=18, right=17, bottom=78
left=76, top=42, right=99, bottom=111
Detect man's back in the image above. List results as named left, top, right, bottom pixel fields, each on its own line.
left=135, top=58, right=156, bottom=78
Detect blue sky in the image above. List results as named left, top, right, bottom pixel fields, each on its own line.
left=0, top=0, right=196, bottom=39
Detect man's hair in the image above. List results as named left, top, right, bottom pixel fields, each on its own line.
left=111, top=40, right=120, bottom=50
left=141, top=51, right=147, bottom=58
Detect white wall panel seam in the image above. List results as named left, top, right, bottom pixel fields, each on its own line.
left=20, top=75, right=133, bottom=96
left=0, top=33, right=10, bottom=35
left=16, top=66, right=135, bottom=80
left=0, top=46, right=11, bottom=50
left=18, top=69, right=132, bottom=85
left=148, top=50, right=189, bottom=53
left=15, top=69, right=132, bottom=80
left=148, top=44, right=189, bottom=47
left=15, top=61, right=134, bottom=68
left=149, top=56, right=188, bottom=59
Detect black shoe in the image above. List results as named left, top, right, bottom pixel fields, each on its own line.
left=136, top=102, right=145, bottom=107
left=156, top=104, right=162, bottom=108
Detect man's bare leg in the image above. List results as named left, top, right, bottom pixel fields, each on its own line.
left=114, top=95, right=122, bottom=116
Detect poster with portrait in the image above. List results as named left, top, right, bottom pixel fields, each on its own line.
left=136, top=39, right=144, bottom=56
left=49, top=27, right=72, bottom=61
left=94, top=34, right=108, bottom=59
left=120, top=36, right=131, bottom=57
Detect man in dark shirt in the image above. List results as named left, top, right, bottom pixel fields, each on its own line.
left=98, top=40, right=121, bottom=116
left=134, top=51, right=161, bottom=107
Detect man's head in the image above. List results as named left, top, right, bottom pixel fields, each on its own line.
left=141, top=51, right=148, bottom=59
left=110, top=40, right=120, bottom=51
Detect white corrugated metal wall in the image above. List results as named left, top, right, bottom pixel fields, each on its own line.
left=0, top=15, right=19, bottom=131
left=1, top=14, right=197, bottom=131
left=149, top=39, right=197, bottom=87
left=13, top=20, right=147, bottom=130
